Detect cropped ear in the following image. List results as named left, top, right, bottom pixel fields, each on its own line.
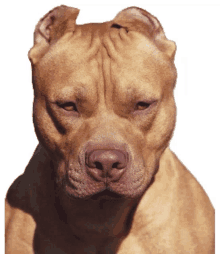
left=28, top=5, right=79, bottom=64
left=113, top=7, right=176, bottom=60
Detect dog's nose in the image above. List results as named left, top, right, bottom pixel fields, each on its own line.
left=86, top=150, right=127, bottom=182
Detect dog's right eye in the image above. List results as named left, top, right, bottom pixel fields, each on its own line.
left=57, top=102, right=78, bottom=112
left=135, top=101, right=151, bottom=111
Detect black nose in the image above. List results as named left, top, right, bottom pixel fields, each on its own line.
left=85, top=149, right=127, bottom=182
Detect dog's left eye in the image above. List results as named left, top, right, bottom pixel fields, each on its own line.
left=58, top=102, right=78, bottom=112
left=135, top=102, right=151, bottom=110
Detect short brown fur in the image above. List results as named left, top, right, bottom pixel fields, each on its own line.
left=5, top=5, right=214, bottom=254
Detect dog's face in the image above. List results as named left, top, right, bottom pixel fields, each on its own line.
left=29, top=6, right=177, bottom=200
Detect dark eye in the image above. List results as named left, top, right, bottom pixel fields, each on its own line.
left=135, top=101, right=151, bottom=111
left=58, top=102, right=78, bottom=112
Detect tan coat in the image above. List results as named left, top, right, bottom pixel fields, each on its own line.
left=5, top=6, right=214, bottom=253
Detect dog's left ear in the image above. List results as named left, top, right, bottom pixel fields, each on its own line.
left=113, top=7, right=176, bottom=60
left=28, top=5, right=79, bottom=64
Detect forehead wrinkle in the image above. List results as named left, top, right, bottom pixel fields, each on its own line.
left=124, top=84, right=159, bottom=102
left=59, top=84, right=87, bottom=97
left=40, top=27, right=102, bottom=71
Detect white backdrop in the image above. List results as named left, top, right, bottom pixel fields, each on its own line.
left=1, top=0, right=219, bottom=250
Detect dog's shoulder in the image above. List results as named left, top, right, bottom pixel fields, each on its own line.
left=5, top=198, right=36, bottom=254
left=167, top=149, right=213, bottom=207
left=5, top=144, right=52, bottom=253
left=163, top=148, right=215, bottom=250
left=161, top=148, right=214, bottom=215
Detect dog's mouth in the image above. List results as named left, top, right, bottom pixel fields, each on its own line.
left=64, top=176, right=124, bottom=201
left=90, top=189, right=124, bottom=201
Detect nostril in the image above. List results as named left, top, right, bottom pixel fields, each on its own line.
left=112, top=162, right=119, bottom=169
left=94, top=162, right=121, bottom=170
left=95, top=161, right=103, bottom=170
left=112, top=162, right=124, bottom=169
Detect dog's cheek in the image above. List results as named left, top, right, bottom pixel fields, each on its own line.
left=33, top=98, right=63, bottom=156
left=145, top=97, right=176, bottom=153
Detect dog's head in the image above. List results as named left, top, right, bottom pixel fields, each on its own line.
left=29, top=6, right=177, bottom=200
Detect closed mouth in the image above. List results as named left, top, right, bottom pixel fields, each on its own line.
left=90, top=189, right=123, bottom=201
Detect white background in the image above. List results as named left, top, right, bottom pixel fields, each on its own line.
left=1, top=0, right=219, bottom=250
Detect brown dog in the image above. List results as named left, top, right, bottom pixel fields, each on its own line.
left=5, top=6, right=214, bottom=254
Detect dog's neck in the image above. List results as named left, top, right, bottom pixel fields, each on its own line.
left=57, top=190, right=139, bottom=246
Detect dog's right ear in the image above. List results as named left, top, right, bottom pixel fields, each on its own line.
left=28, top=5, right=79, bottom=64
left=113, top=7, right=176, bottom=60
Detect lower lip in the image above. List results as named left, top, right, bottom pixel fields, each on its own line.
left=90, top=190, right=123, bottom=201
